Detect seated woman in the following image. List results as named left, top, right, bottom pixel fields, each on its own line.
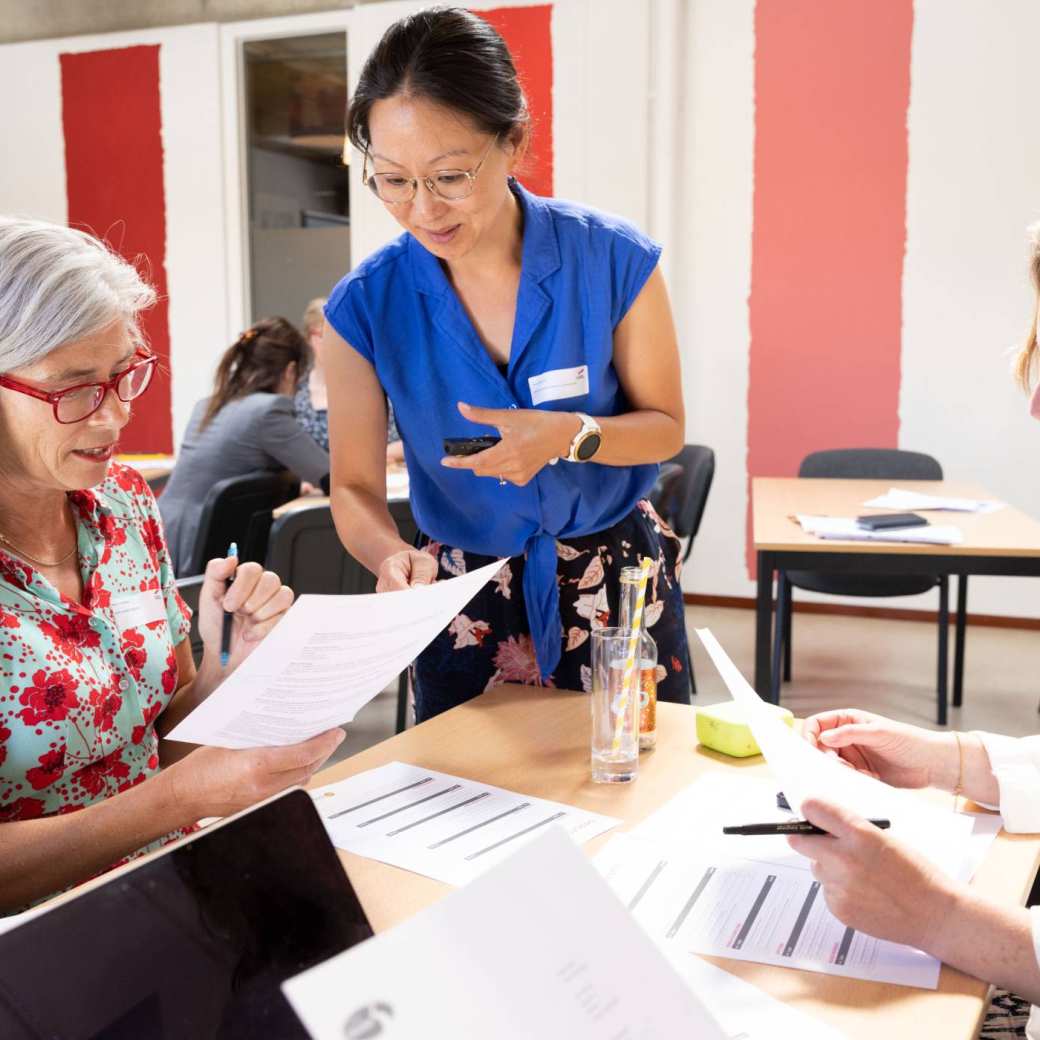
left=792, top=222, right=1040, bottom=1035
left=160, top=316, right=330, bottom=573
left=294, top=296, right=405, bottom=463
left=0, top=217, right=344, bottom=912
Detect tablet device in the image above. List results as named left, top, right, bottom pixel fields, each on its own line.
left=0, top=788, right=373, bottom=1039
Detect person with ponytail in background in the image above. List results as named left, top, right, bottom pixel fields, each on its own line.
left=159, top=317, right=329, bottom=573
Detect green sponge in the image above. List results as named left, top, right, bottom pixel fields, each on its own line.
left=695, top=700, right=795, bottom=758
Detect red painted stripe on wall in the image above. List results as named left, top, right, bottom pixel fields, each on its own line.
left=476, top=5, right=554, bottom=197
left=746, top=0, right=913, bottom=573
left=61, top=45, right=173, bottom=453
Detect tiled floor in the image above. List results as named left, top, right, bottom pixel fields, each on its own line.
left=328, top=604, right=1040, bottom=767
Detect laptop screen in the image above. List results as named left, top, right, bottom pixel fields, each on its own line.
left=0, top=788, right=374, bottom=1039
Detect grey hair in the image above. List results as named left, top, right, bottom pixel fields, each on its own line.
left=0, top=216, right=157, bottom=375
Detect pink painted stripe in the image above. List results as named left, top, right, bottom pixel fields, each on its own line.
left=746, top=0, right=913, bottom=573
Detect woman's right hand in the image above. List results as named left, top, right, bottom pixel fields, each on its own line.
left=802, top=708, right=950, bottom=789
left=166, top=728, right=345, bottom=820
left=376, top=548, right=439, bottom=591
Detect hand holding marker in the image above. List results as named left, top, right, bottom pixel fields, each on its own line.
left=220, top=541, right=237, bottom=667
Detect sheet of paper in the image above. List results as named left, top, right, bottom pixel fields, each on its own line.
left=672, top=954, right=848, bottom=1040
left=310, top=761, right=620, bottom=886
left=167, top=560, right=506, bottom=748
left=863, top=488, right=1004, bottom=514
left=283, top=827, right=728, bottom=1040
left=693, top=629, right=975, bottom=877
left=796, top=514, right=963, bottom=545
left=596, top=833, right=942, bottom=989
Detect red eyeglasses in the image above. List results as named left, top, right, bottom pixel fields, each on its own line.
left=0, top=350, right=158, bottom=424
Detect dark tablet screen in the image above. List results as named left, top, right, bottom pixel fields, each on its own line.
left=0, top=788, right=373, bottom=1039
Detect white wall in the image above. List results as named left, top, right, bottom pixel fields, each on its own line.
left=900, top=0, right=1040, bottom=618
left=674, top=0, right=756, bottom=600
left=0, top=24, right=227, bottom=451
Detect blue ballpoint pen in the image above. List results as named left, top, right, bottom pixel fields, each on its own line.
left=220, top=541, right=238, bottom=667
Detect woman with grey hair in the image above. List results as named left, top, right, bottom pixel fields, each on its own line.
left=0, top=217, right=344, bottom=911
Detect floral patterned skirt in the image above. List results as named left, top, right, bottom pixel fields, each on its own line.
left=412, top=500, right=691, bottom=723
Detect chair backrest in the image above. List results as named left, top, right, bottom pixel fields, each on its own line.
left=656, top=445, right=716, bottom=540
left=265, top=499, right=419, bottom=596
left=798, top=448, right=942, bottom=481
left=184, top=469, right=300, bottom=577
left=174, top=574, right=205, bottom=666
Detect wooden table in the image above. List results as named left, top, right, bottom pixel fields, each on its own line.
left=310, top=683, right=1040, bottom=1040
left=753, top=479, right=1040, bottom=724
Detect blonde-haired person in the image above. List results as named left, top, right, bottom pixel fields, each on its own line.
left=788, top=224, right=1040, bottom=1038
left=1015, top=221, right=1040, bottom=413
left=0, top=218, right=343, bottom=912
left=294, top=296, right=404, bottom=463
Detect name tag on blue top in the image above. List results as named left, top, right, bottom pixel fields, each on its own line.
left=528, top=365, right=590, bottom=406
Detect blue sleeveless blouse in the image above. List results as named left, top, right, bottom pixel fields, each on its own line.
left=326, top=181, right=661, bottom=678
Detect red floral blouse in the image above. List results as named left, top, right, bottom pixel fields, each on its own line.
left=0, top=463, right=191, bottom=866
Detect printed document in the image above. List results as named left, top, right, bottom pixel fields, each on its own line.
left=863, top=488, right=1003, bottom=513
left=283, top=827, right=728, bottom=1040
left=596, top=832, right=942, bottom=989
left=796, top=514, right=963, bottom=545
left=167, top=560, right=506, bottom=748
left=310, top=761, right=619, bottom=886
left=693, top=629, right=975, bottom=878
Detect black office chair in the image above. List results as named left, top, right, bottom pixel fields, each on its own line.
left=773, top=448, right=958, bottom=724
left=174, top=574, right=205, bottom=667
left=653, top=445, right=716, bottom=565
left=648, top=445, right=716, bottom=697
left=182, top=469, right=301, bottom=577
left=266, top=499, right=419, bottom=733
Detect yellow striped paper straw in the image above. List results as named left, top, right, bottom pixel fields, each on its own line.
left=611, top=556, right=652, bottom=752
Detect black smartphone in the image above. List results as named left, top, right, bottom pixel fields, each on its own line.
left=856, top=512, right=929, bottom=530
left=443, top=436, right=501, bottom=456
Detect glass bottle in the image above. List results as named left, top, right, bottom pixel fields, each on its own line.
left=618, top=565, right=657, bottom=751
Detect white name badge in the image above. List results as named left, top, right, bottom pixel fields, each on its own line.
left=527, top=364, right=590, bottom=406
left=110, top=587, right=167, bottom=633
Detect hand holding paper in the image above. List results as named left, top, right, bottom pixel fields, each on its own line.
left=167, top=560, right=507, bottom=749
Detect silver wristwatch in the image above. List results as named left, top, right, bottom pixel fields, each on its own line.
left=566, top=412, right=603, bottom=462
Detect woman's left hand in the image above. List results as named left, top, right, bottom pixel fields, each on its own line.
left=787, top=798, right=959, bottom=950
left=440, top=401, right=579, bottom=487
left=197, top=556, right=294, bottom=672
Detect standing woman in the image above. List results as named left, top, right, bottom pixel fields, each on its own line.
left=324, top=7, right=689, bottom=721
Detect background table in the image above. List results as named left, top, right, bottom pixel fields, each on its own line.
left=753, top=478, right=1040, bottom=723
left=310, top=683, right=1040, bottom=1040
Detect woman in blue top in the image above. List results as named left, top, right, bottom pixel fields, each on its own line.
left=324, top=7, right=689, bottom=721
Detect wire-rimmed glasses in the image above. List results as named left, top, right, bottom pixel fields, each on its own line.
left=0, top=350, right=158, bottom=423
left=362, top=134, right=499, bottom=205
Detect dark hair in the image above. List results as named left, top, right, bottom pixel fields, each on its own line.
left=347, top=6, right=529, bottom=153
left=201, top=316, right=311, bottom=430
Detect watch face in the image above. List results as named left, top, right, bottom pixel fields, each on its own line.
left=575, top=432, right=602, bottom=461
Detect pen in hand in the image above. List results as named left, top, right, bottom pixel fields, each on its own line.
left=723, top=819, right=891, bottom=836
left=220, top=541, right=238, bottom=668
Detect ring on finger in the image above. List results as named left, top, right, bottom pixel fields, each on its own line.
left=498, top=475, right=508, bottom=486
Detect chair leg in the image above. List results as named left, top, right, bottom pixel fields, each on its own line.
left=783, top=579, right=793, bottom=683
left=771, top=572, right=787, bottom=705
left=937, top=577, right=949, bottom=726
left=952, top=575, right=968, bottom=708
left=688, top=642, right=697, bottom=697
left=395, top=670, right=410, bottom=734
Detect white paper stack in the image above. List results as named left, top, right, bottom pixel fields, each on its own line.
left=796, top=514, right=963, bottom=545
left=862, top=488, right=1004, bottom=513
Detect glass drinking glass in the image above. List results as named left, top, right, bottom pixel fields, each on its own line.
left=590, top=626, right=640, bottom=784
